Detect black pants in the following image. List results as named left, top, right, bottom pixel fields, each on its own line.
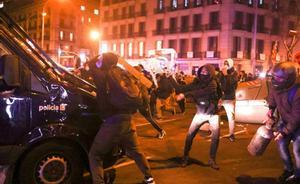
left=177, top=98, right=185, bottom=113
left=139, top=104, right=163, bottom=133
left=89, top=114, right=152, bottom=184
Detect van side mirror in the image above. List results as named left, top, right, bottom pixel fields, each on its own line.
left=0, top=55, right=21, bottom=87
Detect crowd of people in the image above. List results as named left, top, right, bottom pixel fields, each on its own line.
left=73, top=53, right=300, bottom=184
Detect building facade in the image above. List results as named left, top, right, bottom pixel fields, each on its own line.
left=5, top=0, right=100, bottom=68
left=99, top=0, right=300, bottom=74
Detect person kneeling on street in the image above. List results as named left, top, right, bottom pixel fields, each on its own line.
left=88, top=53, right=155, bottom=184
left=267, top=61, right=300, bottom=184
left=170, top=64, right=221, bottom=170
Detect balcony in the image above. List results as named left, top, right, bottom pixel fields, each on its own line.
left=192, top=25, right=205, bottom=32
left=119, top=33, right=127, bottom=39
left=257, top=27, right=270, bottom=34
left=191, top=52, right=203, bottom=58
left=127, top=32, right=134, bottom=38
left=204, top=51, right=220, bottom=58
left=206, top=23, right=221, bottom=30
left=135, top=32, right=146, bottom=37
left=178, top=52, right=188, bottom=58
left=152, top=29, right=168, bottom=35
left=136, top=12, right=147, bottom=17
left=169, top=28, right=178, bottom=34
left=232, top=23, right=246, bottom=31
left=244, top=51, right=251, bottom=59
left=180, top=27, right=189, bottom=33
left=234, top=0, right=248, bottom=5
left=231, top=51, right=244, bottom=59
left=207, top=0, right=222, bottom=5
left=154, top=8, right=166, bottom=14
left=257, top=3, right=269, bottom=9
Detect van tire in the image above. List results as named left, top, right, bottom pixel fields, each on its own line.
left=17, top=142, right=84, bottom=184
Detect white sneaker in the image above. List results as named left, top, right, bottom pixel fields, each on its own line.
left=144, top=177, right=156, bottom=184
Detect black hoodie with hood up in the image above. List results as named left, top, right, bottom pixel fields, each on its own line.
left=170, top=64, right=218, bottom=115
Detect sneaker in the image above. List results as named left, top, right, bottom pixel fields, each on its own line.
left=229, top=134, right=235, bottom=142
left=285, top=174, right=300, bottom=184
left=157, top=130, right=166, bottom=139
left=181, top=156, right=189, bottom=167
left=208, top=159, right=220, bottom=170
left=144, top=176, right=155, bottom=184
left=278, top=170, right=294, bottom=183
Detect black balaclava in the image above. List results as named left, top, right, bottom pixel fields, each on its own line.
left=271, top=62, right=297, bottom=91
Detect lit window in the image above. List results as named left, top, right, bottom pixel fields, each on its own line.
left=128, top=42, right=133, bottom=57
left=258, top=0, right=264, bottom=5
left=70, top=33, right=73, bottom=41
left=156, top=40, right=162, bottom=50
left=171, top=0, right=178, bottom=9
left=184, top=0, right=189, bottom=7
left=120, top=43, right=125, bottom=57
left=88, top=17, right=91, bottom=23
left=80, top=5, right=85, bottom=11
left=194, top=0, right=203, bottom=6
left=81, top=16, right=84, bottom=23
left=158, top=0, right=164, bottom=10
left=139, top=41, right=144, bottom=57
left=112, top=43, right=117, bottom=52
left=0, top=2, right=4, bottom=8
left=248, top=0, right=253, bottom=5
left=94, top=9, right=99, bottom=15
left=60, top=31, right=64, bottom=40
left=101, top=42, right=108, bottom=53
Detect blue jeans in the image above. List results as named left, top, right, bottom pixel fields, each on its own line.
left=277, top=128, right=300, bottom=177
left=183, top=105, right=220, bottom=160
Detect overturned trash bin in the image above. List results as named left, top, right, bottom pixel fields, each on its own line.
left=247, top=125, right=273, bottom=156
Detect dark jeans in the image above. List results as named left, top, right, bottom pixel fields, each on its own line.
left=177, top=98, right=185, bottom=113
left=149, top=91, right=157, bottom=116
left=89, top=114, right=152, bottom=184
left=277, top=128, right=300, bottom=177
left=139, top=104, right=163, bottom=133
left=183, top=106, right=220, bottom=160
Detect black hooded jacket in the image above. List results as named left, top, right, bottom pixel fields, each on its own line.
left=170, top=64, right=218, bottom=114
left=220, top=67, right=238, bottom=100
left=88, top=53, right=131, bottom=119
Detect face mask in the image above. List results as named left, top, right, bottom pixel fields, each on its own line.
left=271, top=76, right=287, bottom=90
left=199, top=74, right=210, bottom=82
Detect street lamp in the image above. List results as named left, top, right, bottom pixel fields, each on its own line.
left=89, top=29, right=100, bottom=56
left=41, top=8, right=47, bottom=50
left=251, top=0, right=258, bottom=74
left=90, top=30, right=100, bottom=41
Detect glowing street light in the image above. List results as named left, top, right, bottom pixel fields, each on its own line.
left=90, top=30, right=100, bottom=41
left=41, top=10, right=47, bottom=49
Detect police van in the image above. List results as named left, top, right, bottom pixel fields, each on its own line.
left=0, top=10, right=120, bottom=183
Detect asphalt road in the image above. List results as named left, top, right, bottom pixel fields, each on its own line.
left=0, top=103, right=285, bottom=184
left=108, top=103, right=284, bottom=184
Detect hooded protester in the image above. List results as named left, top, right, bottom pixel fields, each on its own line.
left=88, top=53, right=155, bottom=184
left=220, top=58, right=238, bottom=142
left=170, top=64, right=221, bottom=170
left=267, top=61, right=300, bottom=184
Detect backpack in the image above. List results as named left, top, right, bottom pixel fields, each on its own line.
left=106, top=66, right=143, bottom=111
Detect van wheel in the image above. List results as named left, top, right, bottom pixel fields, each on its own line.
left=17, top=142, right=84, bottom=184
